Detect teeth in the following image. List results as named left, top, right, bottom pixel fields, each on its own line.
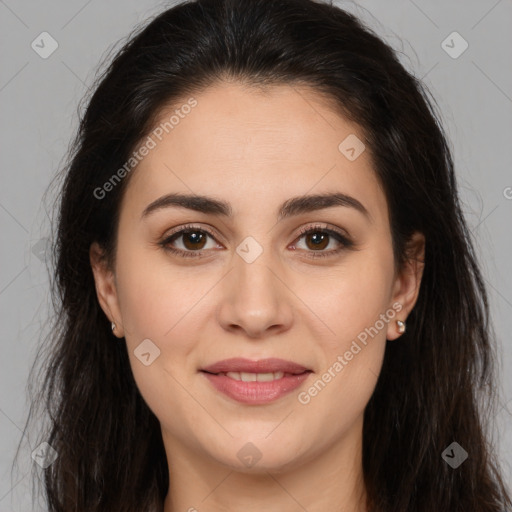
left=224, top=371, right=285, bottom=382
left=257, top=371, right=284, bottom=382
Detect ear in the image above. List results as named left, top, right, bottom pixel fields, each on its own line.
left=89, top=242, right=124, bottom=337
left=386, top=231, right=425, bottom=341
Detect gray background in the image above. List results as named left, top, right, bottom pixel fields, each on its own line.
left=1, top=0, right=511, bottom=509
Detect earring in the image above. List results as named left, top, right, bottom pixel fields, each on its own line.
left=396, top=320, right=406, bottom=334
left=111, top=321, right=116, bottom=333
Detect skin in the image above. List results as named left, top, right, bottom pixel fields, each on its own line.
left=90, top=81, right=425, bottom=512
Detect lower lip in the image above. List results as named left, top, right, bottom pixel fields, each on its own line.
left=201, top=371, right=311, bottom=404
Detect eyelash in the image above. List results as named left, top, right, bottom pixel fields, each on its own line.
left=159, top=223, right=354, bottom=260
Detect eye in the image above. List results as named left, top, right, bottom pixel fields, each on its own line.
left=159, top=223, right=354, bottom=259
left=291, top=224, right=354, bottom=259
left=159, top=224, right=220, bottom=258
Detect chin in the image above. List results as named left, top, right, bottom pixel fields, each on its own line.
left=206, top=436, right=308, bottom=474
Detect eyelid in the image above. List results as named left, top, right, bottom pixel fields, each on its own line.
left=162, top=222, right=350, bottom=242
left=295, top=222, right=350, bottom=240
left=161, top=223, right=226, bottom=248
left=164, top=223, right=218, bottom=239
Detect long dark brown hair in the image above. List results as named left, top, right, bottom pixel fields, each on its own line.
left=15, top=0, right=511, bottom=510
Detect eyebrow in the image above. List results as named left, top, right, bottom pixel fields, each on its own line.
left=141, top=191, right=372, bottom=222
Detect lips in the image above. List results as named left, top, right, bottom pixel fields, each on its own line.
left=201, top=357, right=310, bottom=375
left=200, top=358, right=312, bottom=404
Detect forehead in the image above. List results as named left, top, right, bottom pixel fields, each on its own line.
left=121, top=81, right=388, bottom=227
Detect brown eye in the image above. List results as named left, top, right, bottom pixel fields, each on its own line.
left=160, top=225, right=220, bottom=258
left=160, top=224, right=353, bottom=260
left=292, top=225, right=354, bottom=259
left=303, top=231, right=330, bottom=251
left=178, top=230, right=208, bottom=250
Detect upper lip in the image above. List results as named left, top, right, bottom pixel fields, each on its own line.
left=201, top=358, right=311, bottom=375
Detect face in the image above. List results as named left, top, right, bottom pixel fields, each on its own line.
left=91, top=81, right=424, bottom=473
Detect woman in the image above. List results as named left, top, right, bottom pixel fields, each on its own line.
left=20, top=0, right=511, bottom=510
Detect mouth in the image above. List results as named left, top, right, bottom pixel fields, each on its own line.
left=202, top=370, right=302, bottom=382
left=200, top=358, right=313, bottom=404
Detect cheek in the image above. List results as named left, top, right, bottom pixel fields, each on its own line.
left=113, top=246, right=206, bottom=426
left=312, top=247, right=395, bottom=348
left=115, top=242, right=208, bottom=339
left=309, top=247, right=393, bottom=411
left=297, top=256, right=392, bottom=425
left=114, top=245, right=218, bottom=395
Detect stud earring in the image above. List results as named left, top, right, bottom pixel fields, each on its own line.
left=111, top=321, right=116, bottom=333
left=396, top=320, right=406, bottom=334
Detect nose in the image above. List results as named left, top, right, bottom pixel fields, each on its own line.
left=216, top=249, right=295, bottom=339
